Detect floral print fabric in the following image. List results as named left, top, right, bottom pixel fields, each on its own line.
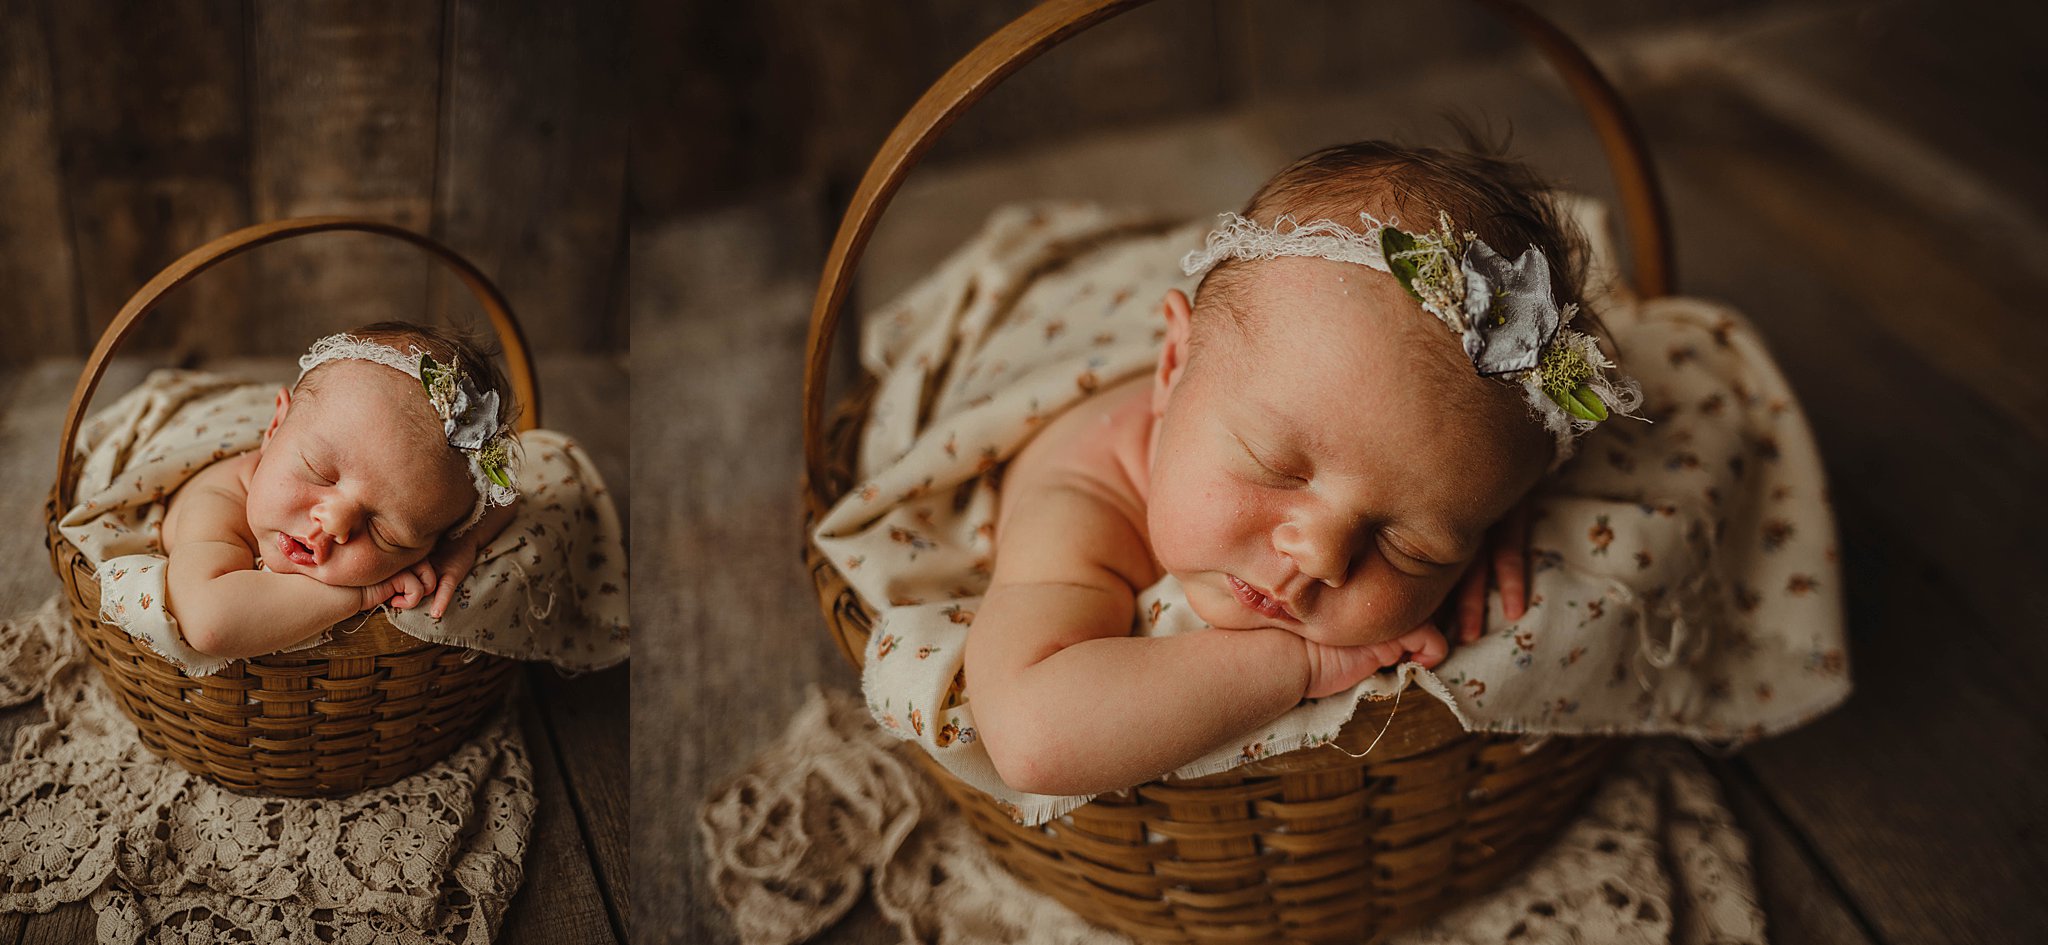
left=813, top=201, right=1851, bottom=825
left=60, top=369, right=629, bottom=675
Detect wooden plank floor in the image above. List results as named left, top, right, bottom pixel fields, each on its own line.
left=639, top=3, right=2047, bottom=943
left=0, top=353, right=628, bottom=945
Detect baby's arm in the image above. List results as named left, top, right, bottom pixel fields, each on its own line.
left=969, top=477, right=1353, bottom=798
left=162, top=475, right=416, bottom=659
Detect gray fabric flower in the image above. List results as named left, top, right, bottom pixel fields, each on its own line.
left=1459, top=240, right=1561, bottom=376
left=444, top=375, right=501, bottom=451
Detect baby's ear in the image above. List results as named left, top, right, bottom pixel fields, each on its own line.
left=263, top=387, right=292, bottom=446
left=1152, top=289, right=1195, bottom=415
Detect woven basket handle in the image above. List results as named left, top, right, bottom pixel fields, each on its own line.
left=800, top=0, right=1671, bottom=511
left=55, top=216, right=540, bottom=509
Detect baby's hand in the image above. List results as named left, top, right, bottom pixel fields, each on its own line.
left=1452, top=498, right=1533, bottom=644
left=1300, top=623, right=1447, bottom=699
left=361, top=560, right=439, bottom=611
left=424, top=500, right=517, bottom=619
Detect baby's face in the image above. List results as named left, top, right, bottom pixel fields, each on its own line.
left=245, top=362, right=475, bottom=587
left=1146, top=257, right=1548, bottom=648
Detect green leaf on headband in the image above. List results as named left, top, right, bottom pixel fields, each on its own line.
left=418, top=353, right=443, bottom=392
left=1557, top=383, right=1608, bottom=422
left=481, top=458, right=512, bottom=489
left=1380, top=227, right=1423, bottom=301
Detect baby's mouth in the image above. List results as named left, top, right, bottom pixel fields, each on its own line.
left=1228, top=574, right=1297, bottom=622
left=279, top=533, right=320, bottom=567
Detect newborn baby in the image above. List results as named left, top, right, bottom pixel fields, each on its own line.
left=160, top=322, right=521, bottom=660
left=965, top=142, right=1639, bottom=796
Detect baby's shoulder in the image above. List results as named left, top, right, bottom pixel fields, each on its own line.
left=1010, top=376, right=1148, bottom=499
left=997, top=377, right=1156, bottom=585
left=174, top=451, right=254, bottom=502
left=163, top=452, right=255, bottom=550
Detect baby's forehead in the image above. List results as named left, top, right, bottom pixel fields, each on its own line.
left=1206, top=256, right=1451, bottom=355
left=295, top=363, right=451, bottom=457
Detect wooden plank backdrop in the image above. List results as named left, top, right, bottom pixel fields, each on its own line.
left=0, top=0, right=626, bottom=363
left=636, top=0, right=2048, bottom=942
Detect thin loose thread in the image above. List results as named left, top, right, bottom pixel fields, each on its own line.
left=1327, top=684, right=1405, bottom=759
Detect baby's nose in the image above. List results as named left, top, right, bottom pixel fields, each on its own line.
left=311, top=502, right=358, bottom=544
left=1275, top=519, right=1361, bottom=587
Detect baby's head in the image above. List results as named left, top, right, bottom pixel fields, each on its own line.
left=247, top=322, right=520, bottom=587
left=1146, top=141, right=1599, bottom=648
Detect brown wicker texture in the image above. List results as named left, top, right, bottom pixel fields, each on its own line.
left=799, top=1, right=1673, bottom=941
left=46, top=218, right=539, bottom=797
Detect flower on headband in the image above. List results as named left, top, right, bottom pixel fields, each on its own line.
left=418, top=352, right=518, bottom=499
left=1377, top=216, right=1612, bottom=424
left=418, top=354, right=503, bottom=451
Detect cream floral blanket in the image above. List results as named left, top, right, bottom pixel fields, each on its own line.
left=813, top=201, right=1851, bottom=825
left=63, top=369, right=629, bottom=675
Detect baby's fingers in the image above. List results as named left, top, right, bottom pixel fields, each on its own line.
left=1401, top=625, right=1449, bottom=668
left=1493, top=503, right=1531, bottom=622
left=428, top=575, right=460, bottom=620
left=411, top=561, right=439, bottom=597
left=1454, top=560, right=1488, bottom=644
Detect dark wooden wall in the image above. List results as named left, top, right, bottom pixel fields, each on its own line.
left=0, top=0, right=626, bottom=363
left=631, top=0, right=1777, bottom=221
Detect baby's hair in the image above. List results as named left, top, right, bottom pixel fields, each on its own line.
left=296, top=321, right=522, bottom=440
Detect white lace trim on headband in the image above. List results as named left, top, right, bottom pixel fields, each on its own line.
left=1182, top=212, right=1397, bottom=280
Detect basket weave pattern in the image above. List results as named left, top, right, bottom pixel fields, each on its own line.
left=42, top=217, right=540, bottom=798
left=47, top=500, right=516, bottom=795
left=805, top=383, right=1617, bottom=943
left=46, top=501, right=516, bottom=796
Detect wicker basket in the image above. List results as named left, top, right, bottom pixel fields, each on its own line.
left=44, top=218, right=539, bottom=797
left=800, top=1, right=1674, bottom=941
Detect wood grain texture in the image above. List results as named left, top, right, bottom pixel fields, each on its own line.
left=0, top=354, right=625, bottom=943
left=501, top=671, right=623, bottom=945
left=1711, top=755, right=1881, bottom=945
left=44, top=0, right=253, bottom=356
left=434, top=0, right=629, bottom=355
left=5, top=0, right=623, bottom=361
left=534, top=665, right=631, bottom=939
left=0, top=0, right=80, bottom=359
left=630, top=195, right=897, bottom=945
left=17, top=902, right=94, bottom=945
left=247, top=0, right=444, bottom=352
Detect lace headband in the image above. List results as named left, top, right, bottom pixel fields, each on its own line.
left=296, top=333, right=518, bottom=533
left=1182, top=211, right=1642, bottom=466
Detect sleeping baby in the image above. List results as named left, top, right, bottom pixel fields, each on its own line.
left=965, top=141, right=1641, bottom=796
left=160, top=322, right=521, bottom=660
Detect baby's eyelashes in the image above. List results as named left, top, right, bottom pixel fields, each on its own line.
left=1234, top=436, right=1308, bottom=486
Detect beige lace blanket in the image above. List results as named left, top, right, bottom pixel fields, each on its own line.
left=0, top=598, right=532, bottom=944
left=812, top=201, right=1851, bottom=825
left=63, top=369, right=629, bottom=675
left=701, top=687, right=1768, bottom=945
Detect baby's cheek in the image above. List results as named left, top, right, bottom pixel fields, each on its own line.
left=1312, top=571, right=1458, bottom=647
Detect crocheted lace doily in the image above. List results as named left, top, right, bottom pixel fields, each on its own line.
left=701, top=688, right=1768, bottom=945
left=0, top=598, right=534, bottom=944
